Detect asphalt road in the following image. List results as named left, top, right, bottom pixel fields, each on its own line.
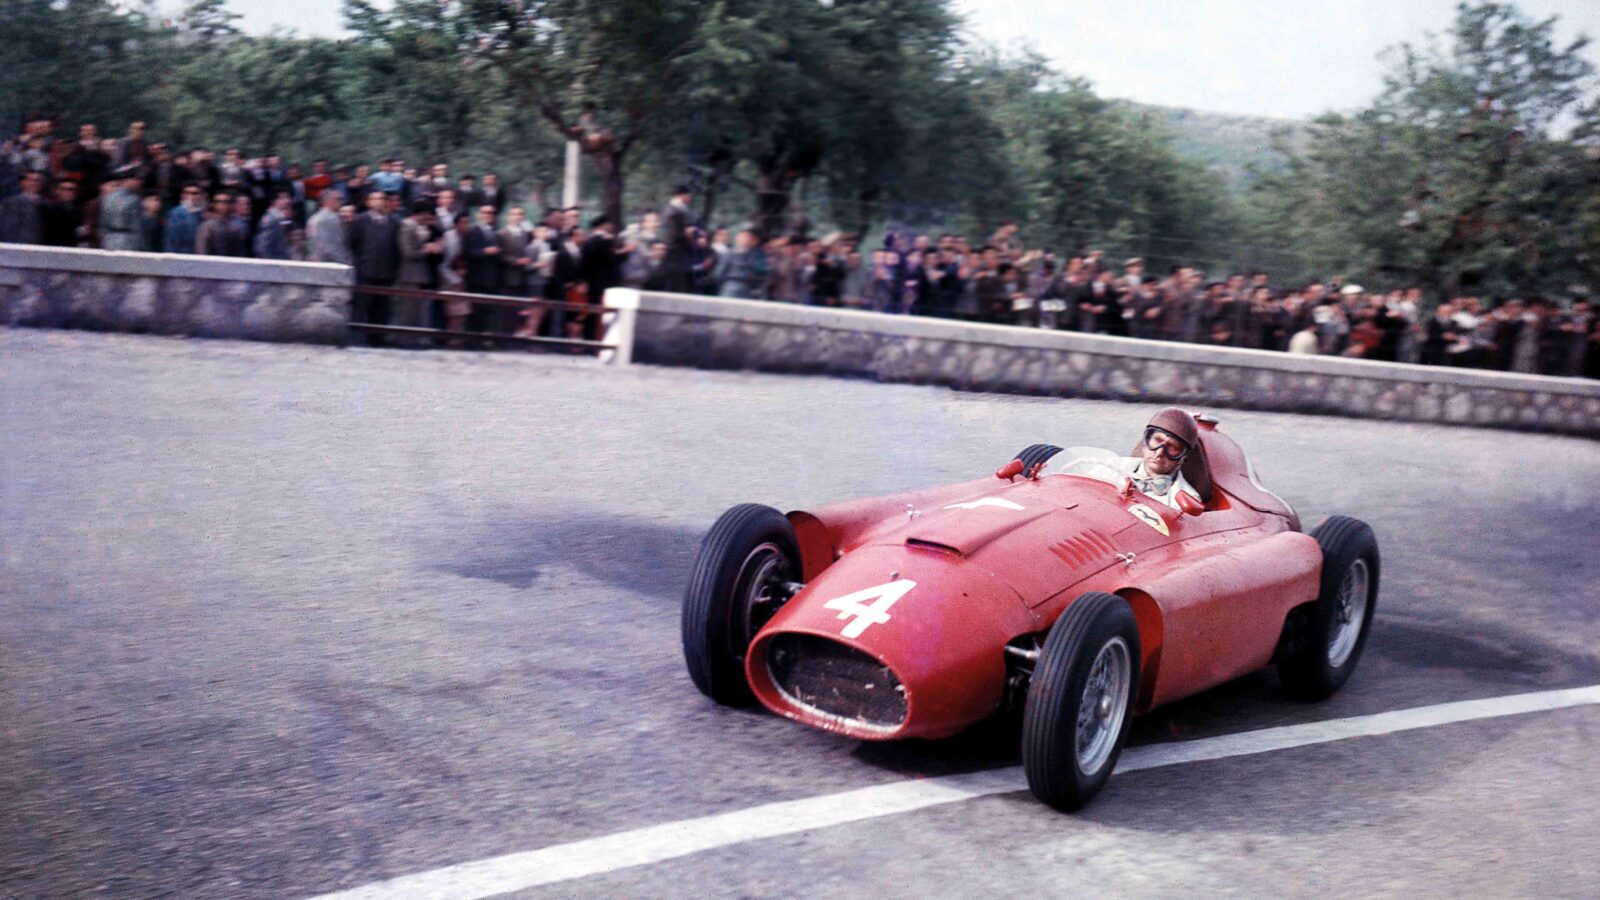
left=2, top=328, right=1597, bottom=899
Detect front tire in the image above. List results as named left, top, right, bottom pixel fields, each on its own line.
left=682, top=504, right=801, bottom=706
left=1278, top=515, right=1380, bottom=700
left=1023, top=592, right=1141, bottom=811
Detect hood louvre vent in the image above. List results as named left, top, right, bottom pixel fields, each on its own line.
left=1049, top=529, right=1115, bottom=569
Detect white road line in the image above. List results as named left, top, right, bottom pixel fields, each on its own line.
left=312, top=684, right=1600, bottom=900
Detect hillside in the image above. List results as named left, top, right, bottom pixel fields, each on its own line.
left=1117, top=102, right=1309, bottom=191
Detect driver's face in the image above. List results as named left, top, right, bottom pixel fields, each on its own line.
left=1140, top=431, right=1187, bottom=477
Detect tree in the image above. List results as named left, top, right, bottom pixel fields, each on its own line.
left=683, top=0, right=965, bottom=237
left=450, top=0, right=702, bottom=225
left=166, top=36, right=344, bottom=155
left=922, top=52, right=1232, bottom=269
left=0, top=0, right=176, bottom=131
left=1243, top=2, right=1600, bottom=297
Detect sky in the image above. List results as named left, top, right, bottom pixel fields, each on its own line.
left=225, top=0, right=1600, bottom=121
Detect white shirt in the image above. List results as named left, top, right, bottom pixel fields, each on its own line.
left=1288, top=329, right=1320, bottom=354
left=1108, top=457, right=1197, bottom=510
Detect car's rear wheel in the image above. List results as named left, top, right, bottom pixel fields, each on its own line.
left=1278, top=515, right=1380, bottom=700
left=1023, top=591, right=1140, bottom=811
left=682, top=504, right=801, bottom=707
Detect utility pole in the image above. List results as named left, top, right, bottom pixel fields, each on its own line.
left=562, top=140, right=580, bottom=209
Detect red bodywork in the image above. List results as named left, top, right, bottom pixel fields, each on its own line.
left=745, top=421, right=1322, bottom=740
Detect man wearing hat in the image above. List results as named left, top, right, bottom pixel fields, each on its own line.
left=662, top=184, right=695, bottom=293
left=1112, top=407, right=1202, bottom=510
left=98, top=168, right=144, bottom=251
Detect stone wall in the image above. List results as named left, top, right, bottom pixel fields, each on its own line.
left=0, top=244, right=350, bottom=344
left=602, top=289, right=1600, bottom=437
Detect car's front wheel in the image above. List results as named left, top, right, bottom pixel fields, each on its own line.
left=1278, top=515, right=1380, bottom=700
left=1022, top=591, right=1141, bottom=811
left=682, top=504, right=801, bottom=707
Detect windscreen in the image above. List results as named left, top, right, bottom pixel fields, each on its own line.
left=1050, top=446, right=1129, bottom=488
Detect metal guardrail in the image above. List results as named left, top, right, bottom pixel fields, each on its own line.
left=346, top=284, right=617, bottom=352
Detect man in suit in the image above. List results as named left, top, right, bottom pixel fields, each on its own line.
left=578, top=215, right=622, bottom=340
left=1128, top=276, right=1165, bottom=340
left=661, top=185, right=695, bottom=293
left=498, top=206, right=536, bottom=334
left=456, top=176, right=486, bottom=218
left=1061, top=263, right=1095, bottom=332
left=543, top=226, right=583, bottom=338
left=463, top=204, right=504, bottom=335
left=193, top=193, right=235, bottom=256
left=305, top=191, right=350, bottom=264
left=252, top=192, right=296, bottom=260
left=64, top=124, right=109, bottom=208
left=498, top=206, right=535, bottom=293
left=397, top=202, right=440, bottom=291
left=481, top=173, right=507, bottom=215
left=0, top=171, right=45, bottom=244
left=348, top=191, right=401, bottom=343
left=116, top=121, right=151, bottom=170
left=393, top=202, right=441, bottom=346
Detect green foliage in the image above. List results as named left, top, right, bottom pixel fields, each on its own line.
left=933, top=54, right=1234, bottom=272
left=0, top=0, right=177, bottom=128
left=1242, top=2, right=1600, bottom=296
left=165, top=36, right=345, bottom=154
left=339, top=1, right=567, bottom=189
left=7, top=0, right=1594, bottom=296
left=1126, top=103, right=1306, bottom=191
left=672, top=0, right=966, bottom=234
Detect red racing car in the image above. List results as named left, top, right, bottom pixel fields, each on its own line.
left=682, top=410, right=1379, bottom=810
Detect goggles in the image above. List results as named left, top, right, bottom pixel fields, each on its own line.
left=1143, top=427, right=1190, bottom=461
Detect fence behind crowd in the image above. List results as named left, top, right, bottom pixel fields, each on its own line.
left=343, top=283, right=615, bottom=353
left=600, top=288, right=1600, bottom=438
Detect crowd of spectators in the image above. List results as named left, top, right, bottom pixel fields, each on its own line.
left=1, top=115, right=1596, bottom=375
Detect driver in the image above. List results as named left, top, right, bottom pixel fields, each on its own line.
left=1123, top=407, right=1200, bottom=510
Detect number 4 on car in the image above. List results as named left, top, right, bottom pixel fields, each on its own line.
left=682, top=412, right=1379, bottom=811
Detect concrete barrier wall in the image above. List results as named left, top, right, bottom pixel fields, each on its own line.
left=602, top=289, right=1600, bottom=437
left=0, top=244, right=350, bottom=344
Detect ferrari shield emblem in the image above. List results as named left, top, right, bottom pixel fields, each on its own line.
left=1127, top=503, right=1169, bottom=535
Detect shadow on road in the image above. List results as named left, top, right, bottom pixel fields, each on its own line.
left=430, top=510, right=704, bottom=600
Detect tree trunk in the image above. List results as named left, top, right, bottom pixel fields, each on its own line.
left=699, top=150, right=735, bottom=226
left=855, top=181, right=883, bottom=238
left=585, top=146, right=626, bottom=226
left=700, top=179, right=720, bottom=228
left=599, top=156, right=625, bottom=226
left=753, top=169, right=793, bottom=240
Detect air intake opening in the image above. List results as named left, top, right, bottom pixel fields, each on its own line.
left=906, top=538, right=961, bottom=555
left=767, top=633, right=906, bottom=732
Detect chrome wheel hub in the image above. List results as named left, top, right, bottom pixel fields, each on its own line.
left=733, top=543, right=789, bottom=660
left=1075, top=636, right=1132, bottom=776
left=1328, top=558, right=1369, bottom=668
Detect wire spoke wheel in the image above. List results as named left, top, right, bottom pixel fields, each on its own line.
left=1327, top=557, right=1369, bottom=668
left=729, top=542, right=790, bottom=664
left=1075, top=637, right=1132, bottom=776
left=1023, top=591, right=1140, bottom=811
left=1278, top=515, right=1380, bottom=701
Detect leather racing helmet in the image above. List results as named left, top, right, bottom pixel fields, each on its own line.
left=1131, top=407, right=1213, bottom=502
left=1144, top=406, right=1199, bottom=454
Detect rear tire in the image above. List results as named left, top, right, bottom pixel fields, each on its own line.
left=682, top=504, right=801, bottom=706
left=1014, top=443, right=1064, bottom=478
left=1023, top=592, right=1141, bottom=811
left=1278, top=516, right=1380, bottom=700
